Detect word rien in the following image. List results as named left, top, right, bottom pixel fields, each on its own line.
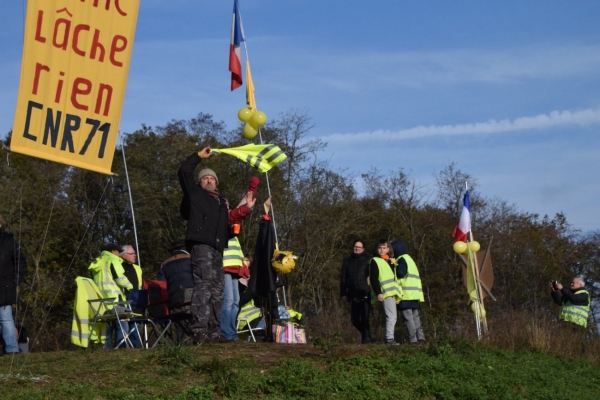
left=33, top=63, right=112, bottom=117
left=22, top=101, right=111, bottom=158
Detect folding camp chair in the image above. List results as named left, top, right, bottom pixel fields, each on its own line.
left=115, top=288, right=170, bottom=349
left=237, top=301, right=266, bottom=342
left=76, top=277, right=138, bottom=349
left=143, top=279, right=193, bottom=346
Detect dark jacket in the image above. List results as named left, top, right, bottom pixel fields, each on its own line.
left=340, top=252, right=372, bottom=300
left=178, top=152, right=230, bottom=253
left=551, top=286, right=589, bottom=306
left=0, top=229, right=27, bottom=306
left=158, top=251, right=194, bottom=307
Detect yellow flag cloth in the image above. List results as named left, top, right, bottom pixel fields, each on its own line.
left=246, top=61, right=256, bottom=111
left=212, top=144, right=286, bottom=173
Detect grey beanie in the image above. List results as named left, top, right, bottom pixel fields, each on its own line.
left=198, top=168, right=218, bottom=185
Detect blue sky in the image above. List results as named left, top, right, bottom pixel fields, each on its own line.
left=2, top=1, right=600, bottom=232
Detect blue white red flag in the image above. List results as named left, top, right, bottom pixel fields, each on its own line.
left=452, top=190, right=471, bottom=242
left=229, top=0, right=245, bottom=91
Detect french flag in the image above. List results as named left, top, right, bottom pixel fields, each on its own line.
left=452, top=190, right=471, bottom=242
left=229, top=0, right=244, bottom=91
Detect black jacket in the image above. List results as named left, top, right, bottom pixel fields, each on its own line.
left=178, top=152, right=229, bottom=253
left=340, top=252, right=372, bottom=300
left=0, top=229, right=27, bottom=306
left=552, top=287, right=589, bottom=306
left=158, top=251, right=194, bottom=307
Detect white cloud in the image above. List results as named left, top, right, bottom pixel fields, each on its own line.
left=323, top=108, right=600, bottom=142
left=261, top=43, right=600, bottom=92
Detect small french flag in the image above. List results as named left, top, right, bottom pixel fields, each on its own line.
left=229, top=0, right=245, bottom=91
left=452, top=190, right=471, bottom=242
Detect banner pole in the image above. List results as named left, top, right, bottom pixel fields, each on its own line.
left=120, top=133, right=141, bottom=266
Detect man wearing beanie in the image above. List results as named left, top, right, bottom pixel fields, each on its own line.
left=178, top=147, right=255, bottom=343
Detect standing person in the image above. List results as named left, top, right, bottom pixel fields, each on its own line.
left=391, top=240, right=426, bottom=344
left=369, top=239, right=401, bottom=345
left=0, top=215, right=27, bottom=355
left=220, top=236, right=250, bottom=341
left=88, top=243, right=133, bottom=348
left=220, top=178, right=258, bottom=342
left=551, top=277, right=590, bottom=329
left=178, top=147, right=255, bottom=342
left=120, top=245, right=143, bottom=348
left=340, top=239, right=374, bottom=344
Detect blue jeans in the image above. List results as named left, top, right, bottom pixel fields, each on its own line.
left=0, top=305, right=19, bottom=353
left=219, top=273, right=240, bottom=340
left=104, top=321, right=141, bottom=349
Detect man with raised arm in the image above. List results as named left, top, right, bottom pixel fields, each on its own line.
left=178, top=147, right=255, bottom=342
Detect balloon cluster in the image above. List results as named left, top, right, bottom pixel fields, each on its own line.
left=452, top=240, right=480, bottom=254
left=238, top=107, right=267, bottom=139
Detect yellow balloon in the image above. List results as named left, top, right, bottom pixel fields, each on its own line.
left=468, top=241, right=480, bottom=252
left=238, top=107, right=253, bottom=122
left=243, top=123, right=258, bottom=139
left=453, top=241, right=467, bottom=254
left=250, top=111, right=267, bottom=126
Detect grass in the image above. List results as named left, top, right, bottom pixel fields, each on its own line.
left=1, top=340, right=599, bottom=399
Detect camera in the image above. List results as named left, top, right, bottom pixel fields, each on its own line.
left=551, top=280, right=559, bottom=290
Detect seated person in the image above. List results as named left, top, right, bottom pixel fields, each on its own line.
left=158, top=241, right=194, bottom=310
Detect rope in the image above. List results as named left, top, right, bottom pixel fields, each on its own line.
left=7, top=190, right=24, bottom=374
left=16, top=178, right=112, bottom=375
left=15, top=196, right=56, bottom=350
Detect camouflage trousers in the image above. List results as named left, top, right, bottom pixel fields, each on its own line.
left=190, top=244, right=224, bottom=338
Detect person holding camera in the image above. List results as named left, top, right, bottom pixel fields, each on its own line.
left=550, top=277, right=590, bottom=328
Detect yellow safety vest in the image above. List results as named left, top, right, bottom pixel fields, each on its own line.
left=372, top=257, right=401, bottom=304
left=237, top=300, right=261, bottom=330
left=71, top=277, right=106, bottom=347
left=560, top=289, right=590, bottom=328
left=88, top=251, right=132, bottom=300
left=131, top=263, right=143, bottom=290
left=397, top=254, right=424, bottom=302
left=287, top=308, right=303, bottom=321
left=223, top=237, right=244, bottom=268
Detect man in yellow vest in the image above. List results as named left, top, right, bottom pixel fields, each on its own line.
left=392, top=240, right=426, bottom=344
left=551, top=277, right=590, bottom=329
left=120, top=245, right=143, bottom=348
left=88, top=243, right=133, bottom=348
left=369, top=239, right=401, bottom=345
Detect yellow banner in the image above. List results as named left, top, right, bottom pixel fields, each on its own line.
left=11, top=0, right=140, bottom=175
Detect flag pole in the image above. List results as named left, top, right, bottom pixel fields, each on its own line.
left=239, top=8, right=280, bottom=248
left=468, top=231, right=488, bottom=338
left=237, top=1, right=285, bottom=306
left=465, top=182, right=482, bottom=338
left=465, top=180, right=487, bottom=338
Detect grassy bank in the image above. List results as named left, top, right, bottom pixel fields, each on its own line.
left=1, top=340, right=598, bottom=399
